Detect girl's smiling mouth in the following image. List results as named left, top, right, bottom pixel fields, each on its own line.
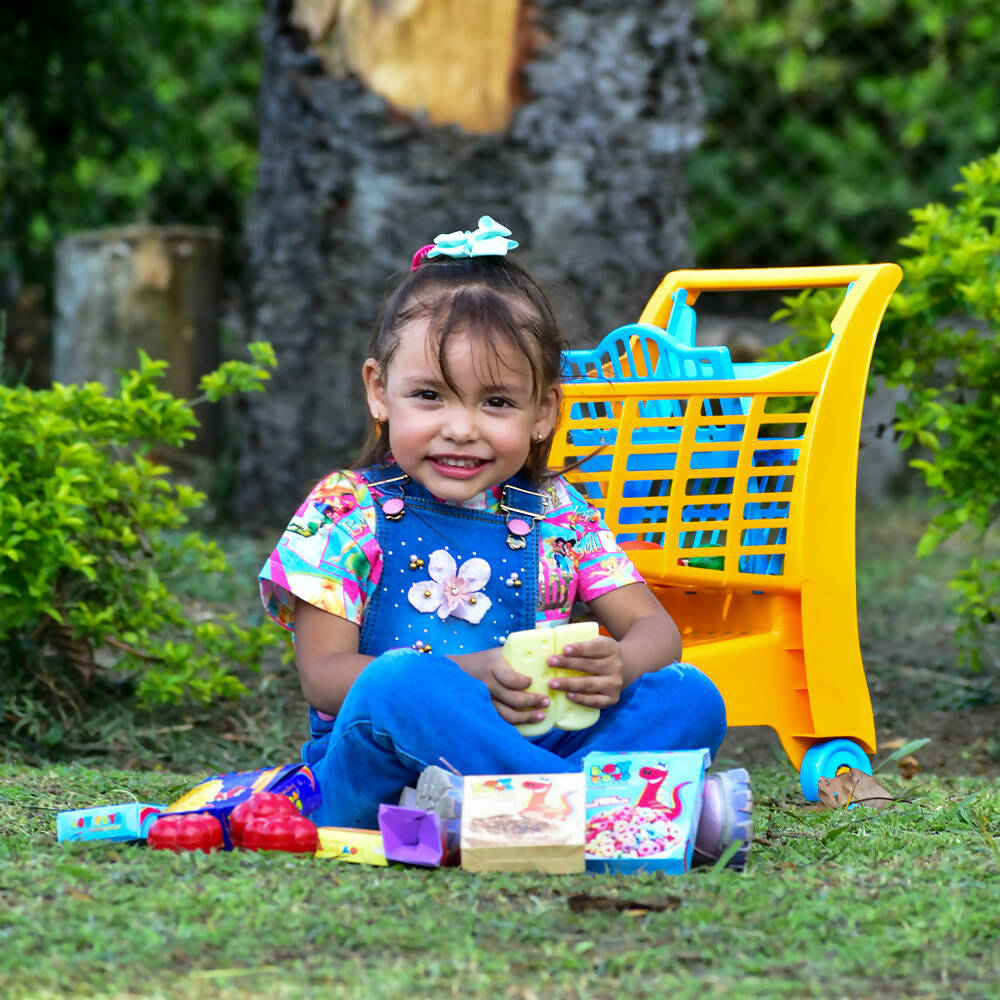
left=428, top=455, right=491, bottom=477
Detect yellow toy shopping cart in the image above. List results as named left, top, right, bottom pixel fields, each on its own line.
left=552, top=264, right=902, bottom=799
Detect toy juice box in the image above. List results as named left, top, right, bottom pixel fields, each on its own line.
left=583, top=750, right=709, bottom=874
left=57, top=803, right=166, bottom=844
left=460, top=772, right=585, bottom=874
left=315, top=827, right=388, bottom=866
left=164, top=763, right=322, bottom=850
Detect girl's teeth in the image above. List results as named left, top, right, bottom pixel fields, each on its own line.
left=440, top=458, right=479, bottom=468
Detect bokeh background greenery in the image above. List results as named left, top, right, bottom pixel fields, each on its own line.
left=4, top=1, right=999, bottom=317
left=1, top=1, right=998, bottom=741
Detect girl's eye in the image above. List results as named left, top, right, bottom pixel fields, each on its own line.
left=485, top=396, right=514, bottom=409
left=414, top=389, right=440, bottom=401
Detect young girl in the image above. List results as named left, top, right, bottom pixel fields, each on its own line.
left=260, top=216, right=752, bottom=867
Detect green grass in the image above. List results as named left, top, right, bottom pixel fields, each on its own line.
left=2, top=502, right=998, bottom=998
left=2, top=764, right=997, bottom=999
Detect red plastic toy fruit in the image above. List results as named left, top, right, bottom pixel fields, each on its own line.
left=229, top=792, right=301, bottom=847
left=242, top=813, right=319, bottom=854
left=147, top=812, right=224, bottom=853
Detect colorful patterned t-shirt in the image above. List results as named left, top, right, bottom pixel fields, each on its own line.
left=259, top=469, right=644, bottom=632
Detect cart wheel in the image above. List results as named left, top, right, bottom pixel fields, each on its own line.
left=799, top=739, right=872, bottom=801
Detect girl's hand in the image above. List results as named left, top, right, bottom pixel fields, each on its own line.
left=546, top=635, right=626, bottom=708
left=454, top=648, right=552, bottom=726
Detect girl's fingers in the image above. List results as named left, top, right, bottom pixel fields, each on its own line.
left=549, top=660, right=618, bottom=685
left=564, top=689, right=617, bottom=709
left=492, top=681, right=549, bottom=712
left=552, top=675, right=620, bottom=704
left=493, top=699, right=549, bottom=725
left=548, top=638, right=618, bottom=673
left=559, top=637, right=615, bottom=659
left=560, top=675, right=616, bottom=695
left=493, top=663, right=533, bottom=690
left=550, top=656, right=604, bottom=675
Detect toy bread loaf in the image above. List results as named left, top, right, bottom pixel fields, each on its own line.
left=504, top=622, right=601, bottom=736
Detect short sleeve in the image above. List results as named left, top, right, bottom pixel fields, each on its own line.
left=542, top=477, right=644, bottom=608
left=259, top=470, right=382, bottom=632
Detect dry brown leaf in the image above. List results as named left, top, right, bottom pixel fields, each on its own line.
left=816, top=768, right=895, bottom=810
left=880, top=737, right=908, bottom=750
left=897, top=755, right=921, bottom=780
left=566, top=893, right=681, bottom=914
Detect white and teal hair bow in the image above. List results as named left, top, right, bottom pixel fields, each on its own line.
left=427, top=216, right=519, bottom=260
left=410, top=216, right=519, bottom=270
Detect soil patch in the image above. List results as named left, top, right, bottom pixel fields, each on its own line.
left=717, top=704, right=1000, bottom=780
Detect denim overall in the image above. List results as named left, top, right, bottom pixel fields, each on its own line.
left=303, top=465, right=543, bottom=754
left=357, top=466, right=544, bottom=656
left=301, top=465, right=728, bottom=829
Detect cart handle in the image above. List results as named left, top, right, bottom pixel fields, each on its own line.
left=639, top=264, right=901, bottom=326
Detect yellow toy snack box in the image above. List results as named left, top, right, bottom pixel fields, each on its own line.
left=315, top=827, right=388, bottom=866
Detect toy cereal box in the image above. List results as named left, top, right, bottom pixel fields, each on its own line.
left=460, top=773, right=585, bottom=874
left=583, top=750, right=709, bottom=874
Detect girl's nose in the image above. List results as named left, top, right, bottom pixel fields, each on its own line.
left=442, top=405, right=479, bottom=442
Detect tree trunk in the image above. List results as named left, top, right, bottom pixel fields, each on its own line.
left=241, top=0, right=704, bottom=522
left=52, top=225, right=222, bottom=454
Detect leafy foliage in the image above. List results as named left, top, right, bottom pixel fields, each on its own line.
left=690, top=0, right=1000, bottom=266
left=0, top=343, right=280, bottom=744
left=0, top=1, right=260, bottom=294
left=770, top=150, right=1000, bottom=684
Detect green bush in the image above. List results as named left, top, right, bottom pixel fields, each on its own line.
left=0, top=342, right=281, bottom=742
left=690, top=0, right=1000, bottom=266
left=770, top=149, right=1000, bottom=685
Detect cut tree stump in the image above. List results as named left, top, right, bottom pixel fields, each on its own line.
left=52, top=225, right=222, bottom=455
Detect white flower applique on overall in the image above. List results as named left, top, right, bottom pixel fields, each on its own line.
left=407, top=549, right=492, bottom=624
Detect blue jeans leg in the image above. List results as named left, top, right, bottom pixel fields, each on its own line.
left=306, top=649, right=575, bottom=829
left=306, top=653, right=727, bottom=829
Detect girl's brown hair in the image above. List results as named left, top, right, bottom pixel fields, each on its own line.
left=354, top=254, right=567, bottom=484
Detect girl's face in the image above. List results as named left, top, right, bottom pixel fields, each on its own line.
left=362, top=317, right=560, bottom=503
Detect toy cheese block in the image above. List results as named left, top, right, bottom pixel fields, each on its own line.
left=315, top=827, right=387, bottom=866
left=57, top=803, right=167, bottom=844
left=460, top=772, right=586, bottom=874
left=504, top=622, right=601, bottom=737
left=163, top=764, right=322, bottom=850
left=584, top=750, right=709, bottom=874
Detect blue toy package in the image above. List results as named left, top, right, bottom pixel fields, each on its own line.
left=583, top=750, right=709, bottom=874
left=164, top=763, right=322, bottom=850
left=57, top=803, right=167, bottom=843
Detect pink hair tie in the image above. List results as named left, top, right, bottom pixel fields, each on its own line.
left=410, top=244, right=435, bottom=271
